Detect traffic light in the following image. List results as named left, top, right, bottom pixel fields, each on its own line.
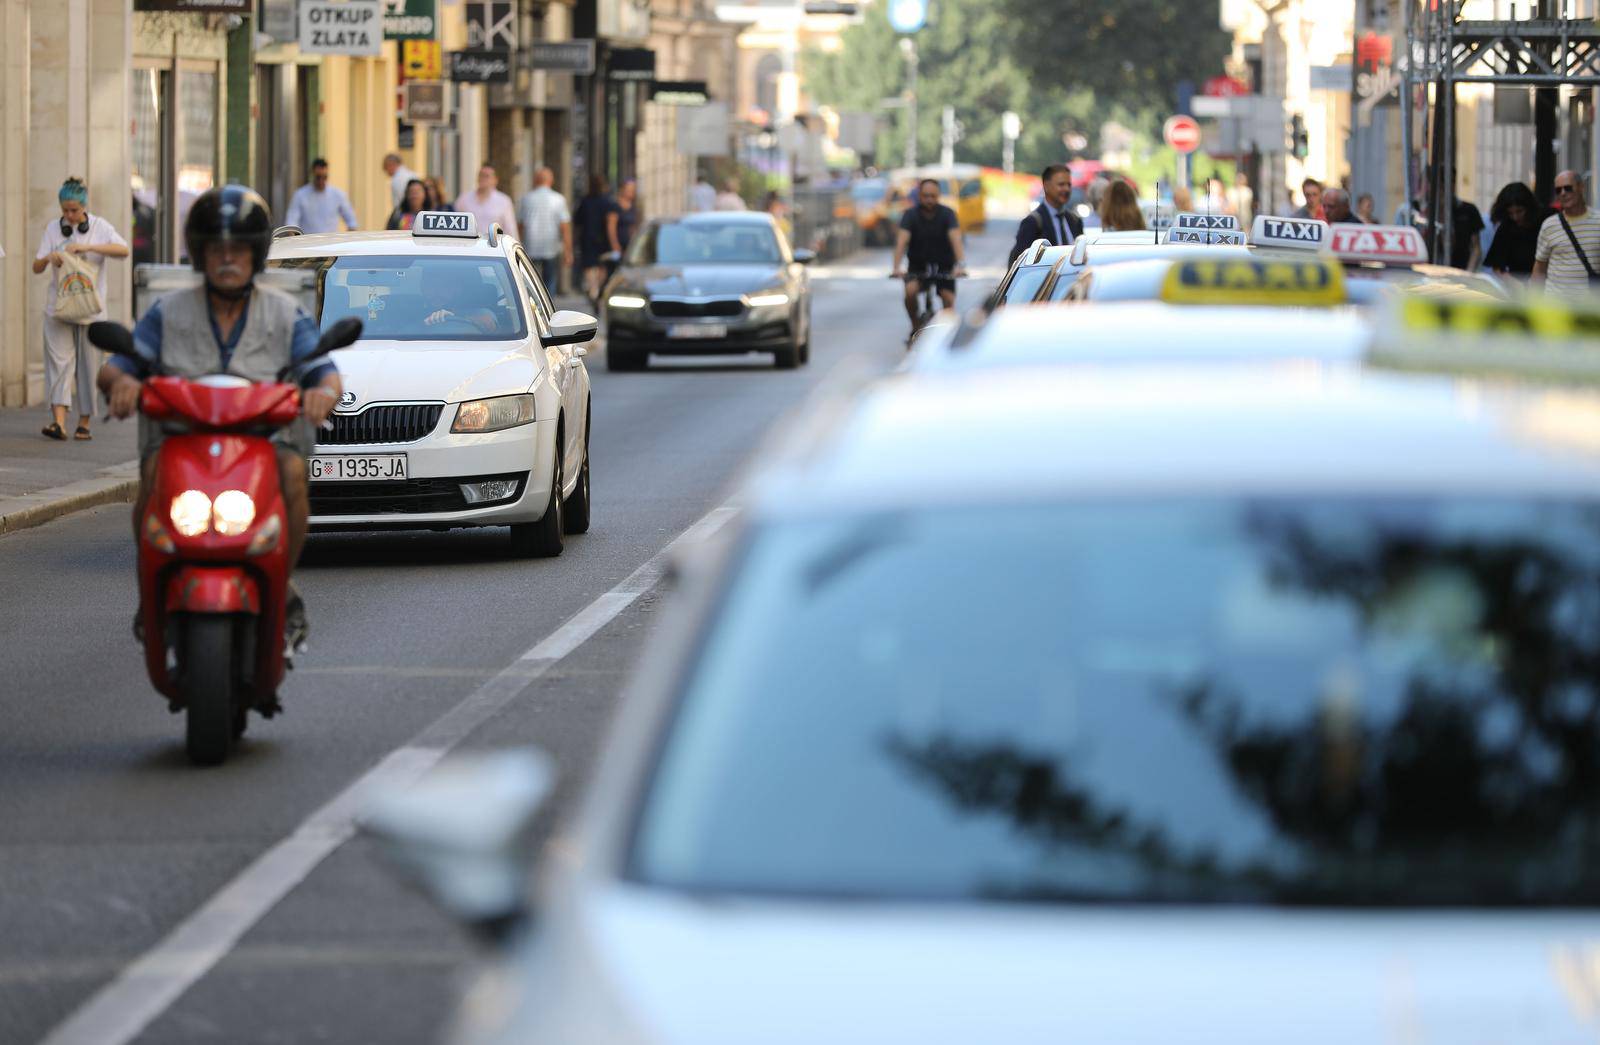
left=1289, top=114, right=1309, bottom=160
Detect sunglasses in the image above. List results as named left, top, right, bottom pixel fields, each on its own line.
left=1556, top=185, right=1578, bottom=194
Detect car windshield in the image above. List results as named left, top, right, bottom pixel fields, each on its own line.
left=633, top=497, right=1600, bottom=906
left=269, top=254, right=527, bottom=341
left=629, top=222, right=784, bottom=265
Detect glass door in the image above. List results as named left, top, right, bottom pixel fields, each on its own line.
left=130, top=65, right=170, bottom=267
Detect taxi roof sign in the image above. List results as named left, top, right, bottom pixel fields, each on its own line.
left=1329, top=223, right=1427, bottom=265
left=1163, top=227, right=1247, bottom=246
left=1172, top=212, right=1241, bottom=232
left=1371, top=294, right=1600, bottom=383
left=1250, top=215, right=1328, bottom=251
left=1160, top=257, right=1346, bottom=307
left=413, top=211, right=478, bottom=238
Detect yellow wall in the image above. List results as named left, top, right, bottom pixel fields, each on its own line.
left=319, top=49, right=401, bottom=231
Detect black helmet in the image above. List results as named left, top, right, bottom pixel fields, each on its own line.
left=185, top=184, right=273, bottom=277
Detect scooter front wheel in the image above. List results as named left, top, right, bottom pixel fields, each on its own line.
left=181, top=615, right=237, bottom=766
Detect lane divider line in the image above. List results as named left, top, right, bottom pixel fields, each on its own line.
left=38, top=502, right=740, bottom=1045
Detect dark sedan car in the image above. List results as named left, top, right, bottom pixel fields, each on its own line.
left=602, top=212, right=814, bottom=371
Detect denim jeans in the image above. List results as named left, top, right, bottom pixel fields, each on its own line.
left=531, top=255, right=561, bottom=295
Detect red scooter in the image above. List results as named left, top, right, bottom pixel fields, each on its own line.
left=88, top=318, right=361, bottom=765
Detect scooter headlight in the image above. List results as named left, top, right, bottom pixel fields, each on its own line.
left=170, top=490, right=212, bottom=537
left=212, top=490, right=257, bottom=537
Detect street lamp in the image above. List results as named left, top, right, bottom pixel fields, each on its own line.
left=889, top=0, right=927, bottom=171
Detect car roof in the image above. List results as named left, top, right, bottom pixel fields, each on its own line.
left=751, top=364, right=1600, bottom=516
left=652, top=212, right=779, bottom=228
left=913, top=302, right=1370, bottom=372
left=268, top=229, right=511, bottom=260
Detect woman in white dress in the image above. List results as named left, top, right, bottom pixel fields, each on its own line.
left=31, top=177, right=129, bottom=441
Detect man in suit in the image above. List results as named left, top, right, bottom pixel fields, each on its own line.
left=1010, top=164, right=1082, bottom=265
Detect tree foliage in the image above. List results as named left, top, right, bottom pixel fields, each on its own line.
left=802, top=0, right=1230, bottom=172
left=997, top=0, right=1233, bottom=118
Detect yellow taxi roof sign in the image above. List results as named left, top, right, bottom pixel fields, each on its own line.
left=1159, top=257, right=1346, bottom=307
left=1370, top=294, right=1600, bottom=382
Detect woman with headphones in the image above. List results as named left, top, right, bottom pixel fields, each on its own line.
left=32, top=176, right=129, bottom=441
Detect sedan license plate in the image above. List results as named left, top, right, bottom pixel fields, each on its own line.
left=309, top=454, right=408, bottom=482
left=668, top=323, right=727, bottom=340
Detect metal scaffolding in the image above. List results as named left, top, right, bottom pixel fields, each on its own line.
left=1404, top=0, right=1600, bottom=263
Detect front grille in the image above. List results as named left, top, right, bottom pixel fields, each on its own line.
left=310, top=472, right=527, bottom=516
left=318, top=404, right=445, bottom=446
left=649, top=299, right=744, bottom=319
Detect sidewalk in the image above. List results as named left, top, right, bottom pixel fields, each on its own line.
left=0, top=404, right=140, bottom=535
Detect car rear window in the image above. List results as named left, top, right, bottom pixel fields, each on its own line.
left=270, top=254, right=527, bottom=342
left=632, top=497, right=1600, bottom=906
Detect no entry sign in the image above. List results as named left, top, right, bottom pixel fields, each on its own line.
left=1164, top=115, right=1202, bottom=154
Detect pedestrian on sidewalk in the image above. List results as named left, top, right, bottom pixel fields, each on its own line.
left=1534, top=171, right=1600, bottom=299
left=386, top=179, right=431, bottom=231
left=574, top=174, right=620, bottom=304
left=1291, top=178, right=1324, bottom=220
left=1484, top=181, right=1543, bottom=280
left=688, top=173, right=716, bottom=213
left=425, top=177, right=452, bottom=212
left=517, top=166, right=572, bottom=292
left=284, top=158, right=358, bottom=234
left=454, top=165, right=519, bottom=237
left=32, top=176, right=128, bottom=442
left=1098, top=179, right=1145, bottom=232
left=615, top=179, right=640, bottom=256
left=382, top=153, right=420, bottom=208
left=714, top=179, right=745, bottom=211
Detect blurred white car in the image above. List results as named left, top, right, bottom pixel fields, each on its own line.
left=374, top=296, right=1600, bottom=1043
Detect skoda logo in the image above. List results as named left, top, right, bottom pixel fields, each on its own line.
left=337, top=391, right=358, bottom=412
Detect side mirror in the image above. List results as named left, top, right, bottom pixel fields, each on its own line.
left=87, top=321, right=137, bottom=358
left=362, top=748, right=554, bottom=943
left=313, top=317, right=364, bottom=360
left=793, top=248, right=817, bottom=265
left=546, top=310, right=597, bottom=347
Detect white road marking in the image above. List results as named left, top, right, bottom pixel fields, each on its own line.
left=38, top=503, right=740, bottom=1045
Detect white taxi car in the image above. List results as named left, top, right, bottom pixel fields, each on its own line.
left=372, top=295, right=1600, bottom=1044
left=268, top=212, right=595, bottom=557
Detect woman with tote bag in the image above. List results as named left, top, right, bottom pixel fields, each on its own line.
left=31, top=177, right=128, bottom=441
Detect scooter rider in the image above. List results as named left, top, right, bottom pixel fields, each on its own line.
left=97, top=184, right=342, bottom=629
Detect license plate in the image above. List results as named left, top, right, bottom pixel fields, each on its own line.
left=668, top=323, right=727, bottom=340
left=309, top=454, right=408, bottom=482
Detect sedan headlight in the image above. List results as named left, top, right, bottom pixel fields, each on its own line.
left=452, top=394, right=537, bottom=434
left=170, top=490, right=212, bottom=538
left=746, top=291, right=790, bottom=308
left=212, top=490, right=257, bottom=537
left=607, top=293, right=647, bottom=309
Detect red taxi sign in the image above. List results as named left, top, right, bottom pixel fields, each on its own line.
left=1328, top=224, right=1427, bottom=265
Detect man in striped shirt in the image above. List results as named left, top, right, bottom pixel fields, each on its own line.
left=1534, top=171, right=1600, bottom=299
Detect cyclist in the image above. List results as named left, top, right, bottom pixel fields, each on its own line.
left=891, top=178, right=966, bottom=336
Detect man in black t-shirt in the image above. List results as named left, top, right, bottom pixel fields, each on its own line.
left=891, top=179, right=966, bottom=331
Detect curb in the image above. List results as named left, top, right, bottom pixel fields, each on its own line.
left=0, top=462, right=140, bottom=537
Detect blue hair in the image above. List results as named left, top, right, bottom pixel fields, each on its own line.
left=59, top=178, right=88, bottom=205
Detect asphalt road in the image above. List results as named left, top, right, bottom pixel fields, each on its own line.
left=0, top=228, right=1012, bottom=1045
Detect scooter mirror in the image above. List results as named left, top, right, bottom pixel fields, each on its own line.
left=87, top=321, right=138, bottom=358
left=310, top=317, right=364, bottom=361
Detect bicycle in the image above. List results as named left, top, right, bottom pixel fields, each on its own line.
left=894, top=265, right=960, bottom=345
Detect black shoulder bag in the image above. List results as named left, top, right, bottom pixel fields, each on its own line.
left=1558, top=212, right=1600, bottom=285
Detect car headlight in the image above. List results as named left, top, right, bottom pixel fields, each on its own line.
left=452, top=394, right=537, bottom=434
left=746, top=291, right=790, bottom=308
left=607, top=293, right=647, bottom=309
left=212, top=490, right=256, bottom=537
left=170, top=490, right=212, bottom=538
